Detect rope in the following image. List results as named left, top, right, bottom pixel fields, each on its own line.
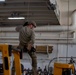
left=26, top=0, right=30, bottom=21
left=26, top=0, right=32, bottom=67
left=66, top=0, right=70, bottom=63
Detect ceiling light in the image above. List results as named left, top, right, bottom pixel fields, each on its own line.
left=8, top=17, right=25, bottom=20
left=0, top=0, right=5, bottom=1
left=8, top=12, right=25, bottom=20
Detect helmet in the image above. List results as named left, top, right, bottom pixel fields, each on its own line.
left=23, top=21, right=36, bottom=28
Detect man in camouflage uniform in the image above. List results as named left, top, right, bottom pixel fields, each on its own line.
left=16, top=21, right=37, bottom=75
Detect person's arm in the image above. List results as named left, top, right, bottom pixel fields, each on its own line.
left=27, top=30, right=35, bottom=51
left=30, top=30, right=35, bottom=45
left=15, top=25, right=23, bottom=32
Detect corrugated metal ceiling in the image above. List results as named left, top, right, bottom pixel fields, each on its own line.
left=0, top=0, right=60, bottom=26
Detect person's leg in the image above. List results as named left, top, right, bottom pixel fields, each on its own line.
left=28, top=52, right=37, bottom=75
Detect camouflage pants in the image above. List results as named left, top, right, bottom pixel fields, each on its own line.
left=28, top=52, right=37, bottom=75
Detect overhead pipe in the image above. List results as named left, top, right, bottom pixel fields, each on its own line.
left=0, top=32, right=74, bottom=40
left=0, top=25, right=75, bottom=32
left=0, top=40, right=75, bottom=45
left=34, top=26, right=72, bottom=32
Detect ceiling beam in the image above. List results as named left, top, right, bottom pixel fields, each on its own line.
left=5, top=0, right=48, bottom=3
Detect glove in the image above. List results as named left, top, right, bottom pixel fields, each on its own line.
left=30, top=47, right=36, bottom=52
left=27, top=43, right=32, bottom=51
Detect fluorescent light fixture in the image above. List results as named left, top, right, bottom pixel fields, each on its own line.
left=0, top=0, right=5, bottom=1
left=8, top=17, right=25, bottom=20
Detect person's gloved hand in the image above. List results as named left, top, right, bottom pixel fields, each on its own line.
left=27, top=43, right=32, bottom=51
left=31, top=47, right=36, bottom=52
